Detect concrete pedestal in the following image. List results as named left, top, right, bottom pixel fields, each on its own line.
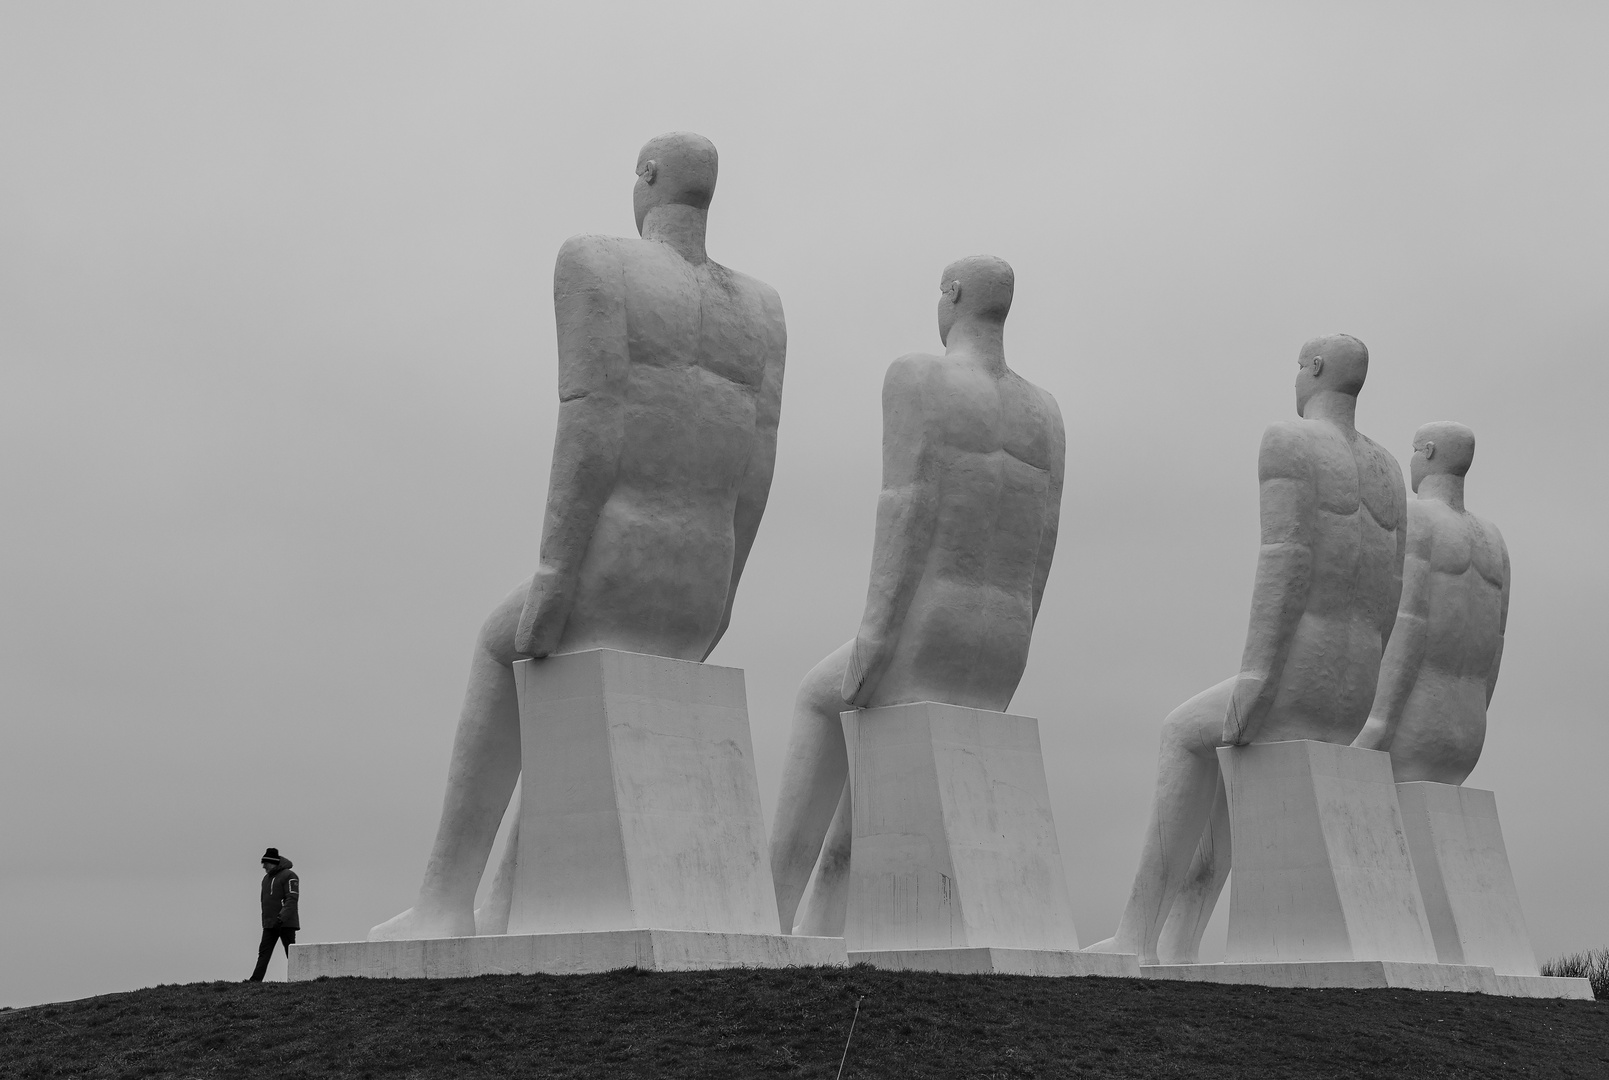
left=1218, top=740, right=1438, bottom=965
left=508, top=649, right=779, bottom=937
left=1136, top=742, right=1593, bottom=998
left=290, top=930, right=844, bottom=979
left=296, top=650, right=846, bottom=979
left=841, top=701, right=1132, bottom=976
left=1395, top=782, right=1538, bottom=974
left=1137, top=962, right=1592, bottom=998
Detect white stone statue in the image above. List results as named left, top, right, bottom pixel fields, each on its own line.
left=372, top=132, right=786, bottom=941
left=768, top=255, right=1066, bottom=936
left=1352, top=422, right=1509, bottom=781
left=1087, top=334, right=1407, bottom=964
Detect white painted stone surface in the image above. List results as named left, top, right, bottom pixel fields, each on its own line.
left=1141, top=961, right=1592, bottom=998
left=290, top=930, right=846, bottom=980
left=1089, top=336, right=1410, bottom=966
left=1142, top=961, right=1498, bottom=993
left=1395, top=782, right=1538, bottom=974
left=506, top=649, right=778, bottom=937
left=1218, top=740, right=1438, bottom=965
left=854, top=948, right=1139, bottom=977
left=1491, top=974, right=1595, bottom=999
left=842, top=702, right=1084, bottom=956
left=370, top=132, right=787, bottom=943
left=769, top=256, right=1066, bottom=940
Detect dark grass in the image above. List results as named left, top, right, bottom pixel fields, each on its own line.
left=2, top=966, right=1606, bottom=1079
left=1542, top=948, right=1609, bottom=1000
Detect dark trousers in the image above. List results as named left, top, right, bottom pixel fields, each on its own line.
left=249, top=925, right=296, bottom=981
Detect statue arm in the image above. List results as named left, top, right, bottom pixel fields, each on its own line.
left=703, top=291, right=787, bottom=660
left=514, top=237, right=631, bottom=657
left=1223, top=423, right=1316, bottom=745
left=1031, top=393, right=1066, bottom=622
left=1354, top=503, right=1434, bottom=751
left=1381, top=450, right=1409, bottom=651
left=1487, top=530, right=1510, bottom=705
left=843, top=358, right=939, bottom=707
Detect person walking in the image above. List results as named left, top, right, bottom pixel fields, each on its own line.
left=248, top=847, right=300, bottom=982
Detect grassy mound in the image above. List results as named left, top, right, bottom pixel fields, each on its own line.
left=2, top=966, right=1605, bottom=1079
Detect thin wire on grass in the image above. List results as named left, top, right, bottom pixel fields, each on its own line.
left=835, top=995, right=864, bottom=1080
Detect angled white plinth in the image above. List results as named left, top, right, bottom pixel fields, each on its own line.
left=289, top=930, right=846, bottom=980
left=1140, top=961, right=1498, bottom=993
left=1491, top=973, right=1595, bottom=999
left=1139, top=961, right=1593, bottom=998
left=1218, top=740, right=1438, bottom=965
left=1395, top=782, right=1538, bottom=974
left=841, top=702, right=1121, bottom=972
left=508, top=650, right=778, bottom=937
left=854, top=947, right=1140, bottom=978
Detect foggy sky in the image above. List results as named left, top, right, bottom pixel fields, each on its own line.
left=3, top=2, right=1606, bottom=1005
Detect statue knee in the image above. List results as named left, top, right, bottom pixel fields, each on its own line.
left=476, top=582, right=530, bottom=666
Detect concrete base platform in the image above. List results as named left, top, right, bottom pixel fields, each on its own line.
left=1141, top=961, right=1592, bottom=997
left=1492, top=973, right=1596, bottom=1000
left=290, top=930, right=846, bottom=980
left=851, top=947, right=1140, bottom=977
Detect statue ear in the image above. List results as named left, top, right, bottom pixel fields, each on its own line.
left=946, top=280, right=962, bottom=304
left=1310, top=355, right=1325, bottom=378
left=640, top=160, right=658, bottom=185
left=1422, top=441, right=1436, bottom=461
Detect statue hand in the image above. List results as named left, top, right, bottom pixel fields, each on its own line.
left=841, top=635, right=883, bottom=708
left=1222, top=673, right=1268, bottom=746
left=514, top=568, right=568, bottom=658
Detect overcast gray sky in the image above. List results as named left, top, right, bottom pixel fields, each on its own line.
left=3, top=2, right=1606, bottom=1006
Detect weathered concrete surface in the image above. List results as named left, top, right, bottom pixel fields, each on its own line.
left=508, top=649, right=777, bottom=938
left=841, top=702, right=1088, bottom=958
left=1142, top=961, right=1591, bottom=998
left=854, top=947, right=1139, bottom=977
left=1396, top=782, right=1538, bottom=974
left=290, top=930, right=845, bottom=980
left=1218, top=740, right=1438, bottom=965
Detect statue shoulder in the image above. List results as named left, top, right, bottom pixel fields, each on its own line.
left=1404, top=498, right=1444, bottom=556
left=1470, top=512, right=1510, bottom=582
left=554, top=233, right=628, bottom=283
left=1257, top=419, right=1317, bottom=482
left=883, top=351, right=948, bottom=391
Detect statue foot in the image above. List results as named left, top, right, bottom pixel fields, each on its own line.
left=1083, top=935, right=1153, bottom=964
left=367, top=905, right=475, bottom=942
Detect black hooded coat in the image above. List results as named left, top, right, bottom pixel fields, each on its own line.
left=260, top=857, right=300, bottom=930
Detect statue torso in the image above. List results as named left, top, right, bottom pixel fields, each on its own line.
left=557, top=236, right=786, bottom=658
left=1390, top=500, right=1507, bottom=782
left=869, top=355, right=1063, bottom=711
left=1262, top=419, right=1406, bottom=742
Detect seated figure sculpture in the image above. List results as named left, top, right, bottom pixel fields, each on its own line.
left=1086, top=334, right=1406, bottom=964
left=1352, top=422, right=1508, bottom=779
left=372, top=132, right=786, bottom=941
left=769, top=255, right=1066, bottom=936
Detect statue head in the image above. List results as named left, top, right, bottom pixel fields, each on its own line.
left=1295, top=334, right=1368, bottom=416
left=1410, top=421, right=1475, bottom=493
left=634, top=132, right=718, bottom=234
left=937, top=255, right=1014, bottom=345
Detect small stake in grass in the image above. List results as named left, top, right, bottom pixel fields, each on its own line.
left=835, top=995, right=864, bottom=1080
